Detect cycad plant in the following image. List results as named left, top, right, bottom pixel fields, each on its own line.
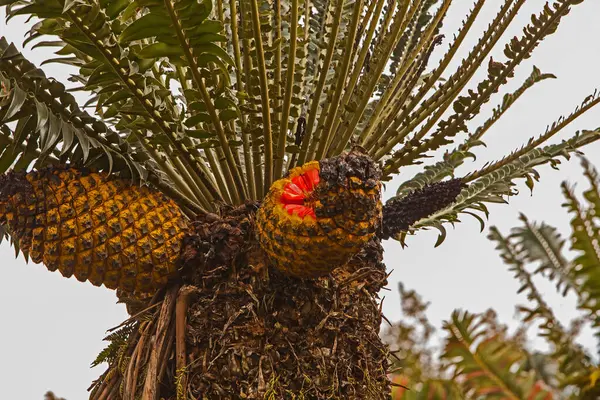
left=0, top=0, right=599, bottom=398
left=386, top=157, right=600, bottom=399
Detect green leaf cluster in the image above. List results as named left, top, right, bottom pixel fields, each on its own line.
left=0, top=0, right=596, bottom=230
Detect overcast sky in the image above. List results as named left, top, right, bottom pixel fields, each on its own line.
left=1, top=1, right=600, bottom=398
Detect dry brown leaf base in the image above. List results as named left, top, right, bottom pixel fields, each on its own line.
left=89, top=204, right=391, bottom=400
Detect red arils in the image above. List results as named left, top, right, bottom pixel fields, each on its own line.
left=283, top=203, right=316, bottom=218
left=291, top=176, right=308, bottom=191
left=280, top=169, right=320, bottom=219
left=281, top=182, right=305, bottom=203
left=304, top=169, right=320, bottom=189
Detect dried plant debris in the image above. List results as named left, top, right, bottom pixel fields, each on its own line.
left=44, top=392, right=66, bottom=400
left=90, top=204, right=390, bottom=399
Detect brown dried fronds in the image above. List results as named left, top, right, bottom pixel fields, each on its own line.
left=44, top=392, right=66, bottom=400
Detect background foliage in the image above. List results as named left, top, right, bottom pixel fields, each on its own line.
left=386, top=157, right=600, bottom=399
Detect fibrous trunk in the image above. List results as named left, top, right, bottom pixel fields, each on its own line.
left=90, top=204, right=391, bottom=399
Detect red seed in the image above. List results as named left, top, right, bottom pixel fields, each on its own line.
left=300, top=207, right=316, bottom=218
left=292, top=175, right=309, bottom=192
left=284, top=204, right=303, bottom=215
left=283, top=203, right=315, bottom=219
left=287, top=182, right=304, bottom=195
left=305, top=169, right=320, bottom=188
left=279, top=170, right=319, bottom=219
left=281, top=191, right=305, bottom=203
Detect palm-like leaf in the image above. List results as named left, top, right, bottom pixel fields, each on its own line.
left=562, top=171, right=600, bottom=336
left=441, top=310, right=550, bottom=399
left=397, top=129, right=600, bottom=246
left=385, top=289, right=561, bottom=399
left=387, top=159, right=600, bottom=399
left=487, top=160, right=600, bottom=396
left=489, top=225, right=593, bottom=382
left=0, top=0, right=596, bottom=236
left=0, top=38, right=150, bottom=175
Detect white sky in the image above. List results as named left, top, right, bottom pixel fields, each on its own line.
left=1, top=1, right=600, bottom=398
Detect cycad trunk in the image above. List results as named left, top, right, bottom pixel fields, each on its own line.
left=91, top=204, right=390, bottom=400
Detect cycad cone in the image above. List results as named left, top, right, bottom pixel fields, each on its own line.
left=0, top=168, right=188, bottom=293
left=256, top=152, right=382, bottom=278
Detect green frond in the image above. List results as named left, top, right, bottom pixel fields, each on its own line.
left=389, top=60, right=554, bottom=198
left=580, top=156, right=600, bottom=227
left=441, top=310, right=546, bottom=400
left=488, top=224, right=593, bottom=380
left=0, top=38, right=149, bottom=177
left=387, top=0, right=442, bottom=78
left=380, top=0, right=585, bottom=176
left=392, top=379, right=466, bottom=400
left=274, top=0, right=299, bottom=180
left=399, top=129, right=600, bottom=246
left=0, top=0, right=597, bottom=229
left=511, top=214, right=574, bottom=295
left=248, top=0, right=274, bottom=191
left=91, top=323, right=135, bottom=368
left=14, top=0, right=225, bottom=203
left=562, top=180, right=600, bottom=350
left=464, top=89, right=600, bottom=184
left=297, top=0, right=348, bottom=165
left=0, top=38, right=205, bottom=215
left=359, top=0, right=457, bottom=148
left=313, top=0, right=364, bottom=160
left=367, top=0, right=525, bottom=160
left=328, top=0, right=438, bottom=158
left=468, top=65, right=557, bottom=145
left=390, top=62, right=554, bottom=200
